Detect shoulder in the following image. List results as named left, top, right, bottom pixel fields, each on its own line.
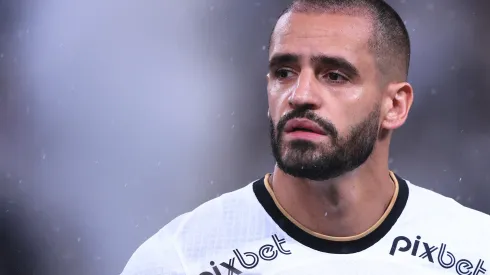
left=120, top=213, right=187, bottom=274
left=398, top=178, right=490, bottom=264
left=408, top=180, right=490, bottom=220
left=121, top=180, right=262, bottom=274
left=174, top=180, right=259, bottom=235
left=405, top=178, right=490, bottom=236
left=144, top=179, right=258, bottom=238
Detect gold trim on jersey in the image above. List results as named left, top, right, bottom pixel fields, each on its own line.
left=263, top=171, right=399, bottom=242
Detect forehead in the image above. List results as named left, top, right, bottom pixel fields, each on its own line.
left=270, top=12, right=374, bottom=67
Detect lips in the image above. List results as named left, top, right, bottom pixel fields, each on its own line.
left=284, top=119, right=326, bottom=135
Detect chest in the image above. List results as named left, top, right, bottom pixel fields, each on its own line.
left=187, top=234, right=485, bottom=275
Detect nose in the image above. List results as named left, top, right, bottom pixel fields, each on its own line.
left=288, top=70, right=321, bottom=110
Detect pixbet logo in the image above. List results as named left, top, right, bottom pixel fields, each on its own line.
left=199, top=234, right=291, bottom=275
left=390, top=235, right=486, bottom=275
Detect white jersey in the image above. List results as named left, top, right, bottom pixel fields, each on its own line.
left=121, top=173, right=490, bottom=275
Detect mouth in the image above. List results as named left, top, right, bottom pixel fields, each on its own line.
left=283, top=119, right=327, bottom=136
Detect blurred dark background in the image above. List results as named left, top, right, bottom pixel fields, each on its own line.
left=0, top=0, right=489, bottom=274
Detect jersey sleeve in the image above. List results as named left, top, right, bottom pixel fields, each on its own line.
left=120, top=214, right=188, bottom=275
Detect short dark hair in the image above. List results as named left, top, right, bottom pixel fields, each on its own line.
left=271, top=0, right=411, bottom=82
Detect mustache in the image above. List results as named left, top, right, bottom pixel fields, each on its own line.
left=276, top=107, right=338, bottom=138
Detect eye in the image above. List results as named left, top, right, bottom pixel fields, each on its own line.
left=324, top=71, right=349, bottom=83
left=273, top=68, right=296, bottom=80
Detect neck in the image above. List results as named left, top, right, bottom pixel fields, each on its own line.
left=269, top=153, right=395, bottom=238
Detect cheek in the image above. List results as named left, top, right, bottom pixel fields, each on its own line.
left=324, top=106, right=363, bottom=138
left=335, top=87, right=375, bottom=122
left=335, top=85, right=365, bottom=103
left=267, top=87, right=292, bottom=121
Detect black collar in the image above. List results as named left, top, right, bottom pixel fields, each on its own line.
left=252, top=173, right=409, bottom=254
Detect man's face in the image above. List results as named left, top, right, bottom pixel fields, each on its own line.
left=268, top=12, right=383, bottom=181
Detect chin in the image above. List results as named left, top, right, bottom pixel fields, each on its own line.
left=279, top=154, right=323, bottom=170
left=283, top=145, right=333, bottom=160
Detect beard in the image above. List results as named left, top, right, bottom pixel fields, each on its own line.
left=269, top=105, right=380, bottom=181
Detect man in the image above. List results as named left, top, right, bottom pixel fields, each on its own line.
left=121, top=0, right=490, bottom=274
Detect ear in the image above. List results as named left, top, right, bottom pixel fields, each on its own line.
left=381, top=82, right=413, bottom=130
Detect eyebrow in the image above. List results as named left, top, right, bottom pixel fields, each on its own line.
left=268, top=53, right=299, bottom=70
left=311, top=55, right=360, bottom=78
left=268, top=53, right=360, bottom=78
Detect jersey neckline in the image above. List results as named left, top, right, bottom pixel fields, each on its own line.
left=252, top=172, right=409, bottom=254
